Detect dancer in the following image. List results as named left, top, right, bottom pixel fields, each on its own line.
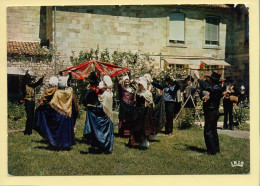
left=22, top=70, right=45, bottom=135
left=151, top=75, right=180, bottom=135
left=118, top=75, right=136, bottom=137
left=34, top=76, right=78, bottom=150
left=194, top=71, right=223, bottom=155
left=128, top=79, right=154, bottom=150
left=83, top=72, right=114, bottom=154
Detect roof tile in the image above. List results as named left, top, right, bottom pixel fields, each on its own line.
left=7, top=41, right=50, bottom=55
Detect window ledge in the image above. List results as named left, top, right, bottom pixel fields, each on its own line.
left=167, top=43, right=187, bottom=48
left=203, top=45, right=221, bottom=50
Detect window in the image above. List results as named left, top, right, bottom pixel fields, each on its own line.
left=204, top=65, right=218, bottom=70
left=168, top=64, right=187, bottom=69
left=205, top=16, right=219, bottom=45
left=169, top=12, right=185, bottom=44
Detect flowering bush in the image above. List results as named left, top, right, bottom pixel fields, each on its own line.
left=8, top=101, right=26, bottom=121
left=153, top=66, right=187, bottom=85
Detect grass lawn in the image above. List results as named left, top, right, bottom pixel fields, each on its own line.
left=8, top=118, right=250, bottom=176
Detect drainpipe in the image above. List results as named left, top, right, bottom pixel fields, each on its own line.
left=54, top=6, right=57, bottom=75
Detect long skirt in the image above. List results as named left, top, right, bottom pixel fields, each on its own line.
left=83, top=105, right=114, bottom=152
left=34, top=104, right=76, bottom=148
left=128, top=106, right=155, bottom=147
left=118, top=101, right=136, bottom=137
left=152, top=94, right=166, bottom=134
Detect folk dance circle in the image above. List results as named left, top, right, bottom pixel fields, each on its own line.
left=21, top=61, right=242, bottom=155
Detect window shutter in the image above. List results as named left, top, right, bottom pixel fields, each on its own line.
left=206, top=16, right=219, bottom=42
left=169, top=13, right=185, bottom=41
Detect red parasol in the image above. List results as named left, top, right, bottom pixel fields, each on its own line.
left=61, top=60, right=129, bottom=79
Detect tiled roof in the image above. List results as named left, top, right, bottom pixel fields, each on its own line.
left=7, top=41, right=49, bottom=55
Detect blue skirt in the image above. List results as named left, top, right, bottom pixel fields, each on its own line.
left=34, top=104, right=76, bottom=148
left=83, top=105, right=114, bottom=152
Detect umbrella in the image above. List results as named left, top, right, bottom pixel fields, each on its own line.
left=61, top=59, right=129, bottom=79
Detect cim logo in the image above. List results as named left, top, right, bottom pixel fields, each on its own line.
left=231, top=161, right=244, bottom=167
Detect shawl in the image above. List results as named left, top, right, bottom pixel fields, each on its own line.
left=98, top=89, right=113, bottom=120
left=49, top=87, right=74, bottom=117
left=139, top=90, right=154, bottom=108
left=42, top=87, right=58, bottom=102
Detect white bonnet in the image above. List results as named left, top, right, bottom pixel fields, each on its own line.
left=144, top=74, right=152, bottom=83
left=58, top=76, right=69, bottom=88
left=49, top=76, right=58, bottom=87
left=138, top=76, right=146, bottom=82
left=138, top=80, right=147, bottom=90
left=103, top=75, right=113, bottom=87
left=99, top=81, right=105, bottom=89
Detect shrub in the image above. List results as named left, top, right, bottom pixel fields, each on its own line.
left=233, top=106, right=248, bottom=125
left=177, top=108, right=195, bottom=130
left=8, top=101, right=26, bottom=121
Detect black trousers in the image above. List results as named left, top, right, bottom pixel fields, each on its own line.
left=24, top=100, right=35, bottom=135
left=165, top=102, right=177, bottom=134
left=223, top=100, right=234, bottom=130
left=204, top=109, right=220, bottom=155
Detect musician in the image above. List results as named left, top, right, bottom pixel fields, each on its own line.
left=194, top=71, right=223, bottom=155
left=222, top=76, right=237, bottom=130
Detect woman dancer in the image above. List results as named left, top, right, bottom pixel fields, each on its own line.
left=118, top=75, right=136, bottom=137
left=83, top=72, right=114, bottom=154
left=128, top=80, right=154, bottom=150
left=34, top=76, right=78, bottom=150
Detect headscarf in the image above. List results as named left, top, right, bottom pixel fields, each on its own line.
left=49, top=76, right=58, bottom=87
left=138, top=80, right=147, bottom=91
left=58, top=76, right=69, bottom=89
left=144, top=74, right=152, bottom=83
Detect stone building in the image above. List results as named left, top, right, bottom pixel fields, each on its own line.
left=7, top=5, right=249, bottom=99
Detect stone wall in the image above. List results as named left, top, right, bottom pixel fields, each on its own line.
left=53, top=6, right=235, bottom=65
left=7, top=57, right=58, bottom=100
left=7, top=7, right=42, bottom=42
left=225, top=5, right=249, bottom=89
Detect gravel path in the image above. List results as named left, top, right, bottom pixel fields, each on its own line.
left=195, top=121, right=250, bottom=139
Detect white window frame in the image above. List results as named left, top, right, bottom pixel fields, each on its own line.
left=205, top=15, right=220, bottom=46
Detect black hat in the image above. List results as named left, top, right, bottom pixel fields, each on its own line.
left=87, top=71, right=100, bottom=84
left=184, top=75, right=194, bottom=83
left=206, top=72, right=221, bottom=83
left=224, top=76, right=233, bottom=83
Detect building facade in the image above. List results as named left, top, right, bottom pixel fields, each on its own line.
left=7, top=5, right=249, bottom=98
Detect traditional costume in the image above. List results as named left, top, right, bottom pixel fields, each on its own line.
left=83, top=72, right=114, bottom=153
left=118, top=75, right=136, bottom=137
left=128, top=80, right=155, bottom=149
left=34, top=76, right=78, bottom=149
left=22, top=71, right=44, bottom=135
left=143, top=74, right=165, bottom=139
left=197, top=72, right=223, bottom=155
left=151, top=76, right=180, bottom=135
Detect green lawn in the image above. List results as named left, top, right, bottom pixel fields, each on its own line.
left=8, top=118, right=250, bottom=176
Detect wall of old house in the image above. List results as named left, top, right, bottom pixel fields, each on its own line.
left=7, top=7, right=42, bottom=42
left=224, top=6, right=249, bottom=89
left=53, top=6, right=235, bottom=68
left=7, top=5, right=249, bottom=91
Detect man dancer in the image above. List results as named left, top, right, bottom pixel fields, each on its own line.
left=151, top=75, right=180, bottom=135
left=194, top=71, right=223, bottom=155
